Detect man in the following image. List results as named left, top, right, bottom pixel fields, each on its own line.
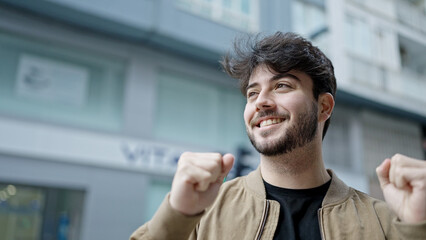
left=130, top=32, right=426, bottom=239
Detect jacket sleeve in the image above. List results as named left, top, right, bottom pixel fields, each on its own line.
left=392, top=219, right=426, bottom=240
left=374, top=201, right=426, bottom=240
left=129, top=193, right=202, bottom=240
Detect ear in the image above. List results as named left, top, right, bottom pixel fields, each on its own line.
left=318, top=93, right=334, bottom=123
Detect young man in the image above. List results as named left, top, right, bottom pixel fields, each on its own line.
left=130, top=32, right=426, bottom=239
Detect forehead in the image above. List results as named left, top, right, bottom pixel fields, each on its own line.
left=248, top=65, right=313, bottom=88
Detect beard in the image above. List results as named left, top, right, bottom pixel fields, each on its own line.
left=247, top=102, right=318, bottom=156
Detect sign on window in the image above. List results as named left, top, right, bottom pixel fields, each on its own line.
left=15, top=54, right=89, bottom=107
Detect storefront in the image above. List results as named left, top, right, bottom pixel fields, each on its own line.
left=0, top=6, right=249, bottom=239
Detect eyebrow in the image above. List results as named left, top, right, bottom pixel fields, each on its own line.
left=246, top=73, right=301, bottom=93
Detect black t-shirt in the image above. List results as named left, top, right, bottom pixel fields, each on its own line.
left=264, top=179, right=331, bottom=240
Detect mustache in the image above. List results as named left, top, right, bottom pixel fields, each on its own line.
left=250, top=109, right=289, bottom=126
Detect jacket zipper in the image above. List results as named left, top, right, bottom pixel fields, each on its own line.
left=255, top=200, right=270, bottom=240
left=318, top=209, right=325, bottom=240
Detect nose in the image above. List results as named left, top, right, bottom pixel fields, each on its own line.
left=255, top=91, right=275, bottom=111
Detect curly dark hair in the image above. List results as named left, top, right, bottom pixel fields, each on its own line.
left=220, top=32, right=337, bottom=139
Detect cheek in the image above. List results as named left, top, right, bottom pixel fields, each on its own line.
left=282, top=93, right=311, bottom=109
left=243, top=104, right=253, bottom=124
left=277, top=96, right=301, bottom=111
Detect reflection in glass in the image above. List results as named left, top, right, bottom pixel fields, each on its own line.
left=0, top=182, right=85, bottom=240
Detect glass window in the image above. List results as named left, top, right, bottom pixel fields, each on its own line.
left=292, top=1, right=327, bottom=37
left=241, top=0, right=250, bottom=14
left=176, top=0, right=259, bottom=32
left=374, top=27, right=399, bottom=70
left=0, top=30, right=125, bottom=131
left=143, top=180, right=171, bottom=222
left=344, top=15, right=373, bottom=58
left=322, top=107, right=355, bottom=170
left=154, top=71, right=247, bottom=151
left=0, top=182, right=85, bottom=240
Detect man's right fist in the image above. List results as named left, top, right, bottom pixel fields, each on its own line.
left=169, top=152, right=235, bottom=216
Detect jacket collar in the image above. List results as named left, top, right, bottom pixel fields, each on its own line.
left=322, top=169, right=351, bottom=206
left=244, top=167, right=351, bottom=206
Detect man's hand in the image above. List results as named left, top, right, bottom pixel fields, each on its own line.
left=376, top=154, right=426, bottom=223
left=169, top=152, right=235, bottom=216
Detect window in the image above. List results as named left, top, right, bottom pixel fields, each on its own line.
left=322, top=106, right=361, bottom=171
left=344, top=15, right=373, bottom=59
left=292, top=1, right=328, bottom=53
left=374, top=27, right=398, bottom=70
left=350, top=0, right=394, bottom=17
left=323, top=115, right=352, bottom=169
left=176, top=0, right=260, bottom=32
left=154, top=71, right=247, bottom=151
left=0, top=30, right=125, bottom=131
left=0, top=182, right=85, bottom=240
left=143, top=180, right=171, bottom=222
left=292, top=0, right=327, bottom=37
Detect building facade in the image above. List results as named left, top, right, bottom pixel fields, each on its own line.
left=0, top=0, right=425, bottom=239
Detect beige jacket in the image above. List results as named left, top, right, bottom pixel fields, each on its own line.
left=130, top=168, right=426, bottom=239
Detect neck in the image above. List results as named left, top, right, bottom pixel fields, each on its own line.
left=260, top=140, right=330, bottom=189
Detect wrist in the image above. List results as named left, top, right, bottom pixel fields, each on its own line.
left=169, top=195, right=204, bottom=216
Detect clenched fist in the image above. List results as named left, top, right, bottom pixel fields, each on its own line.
left=169, top=152, right=235, bottom=216
left=376, top=154, right=426, bottom=223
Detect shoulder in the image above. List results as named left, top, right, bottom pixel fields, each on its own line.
left=325, top=169, right=389, bottom=212
left=217, top=175, right=248, bottom=197
left=324, top=171, right=394, bottom=219
left=351, top=188, right=393, bottom=216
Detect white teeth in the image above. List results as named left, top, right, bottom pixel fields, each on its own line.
left=259, top=118, right=283, bottom=128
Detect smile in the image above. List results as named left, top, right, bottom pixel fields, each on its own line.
left=258, top=118, right=284, bottom=128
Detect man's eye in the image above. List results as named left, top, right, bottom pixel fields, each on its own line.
left=276, top=83, right=289, bottom=89
left=247, top=91, right=257, bottom=98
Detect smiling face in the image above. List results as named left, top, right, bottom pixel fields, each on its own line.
left=244, top=65, right=319, bottom=156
